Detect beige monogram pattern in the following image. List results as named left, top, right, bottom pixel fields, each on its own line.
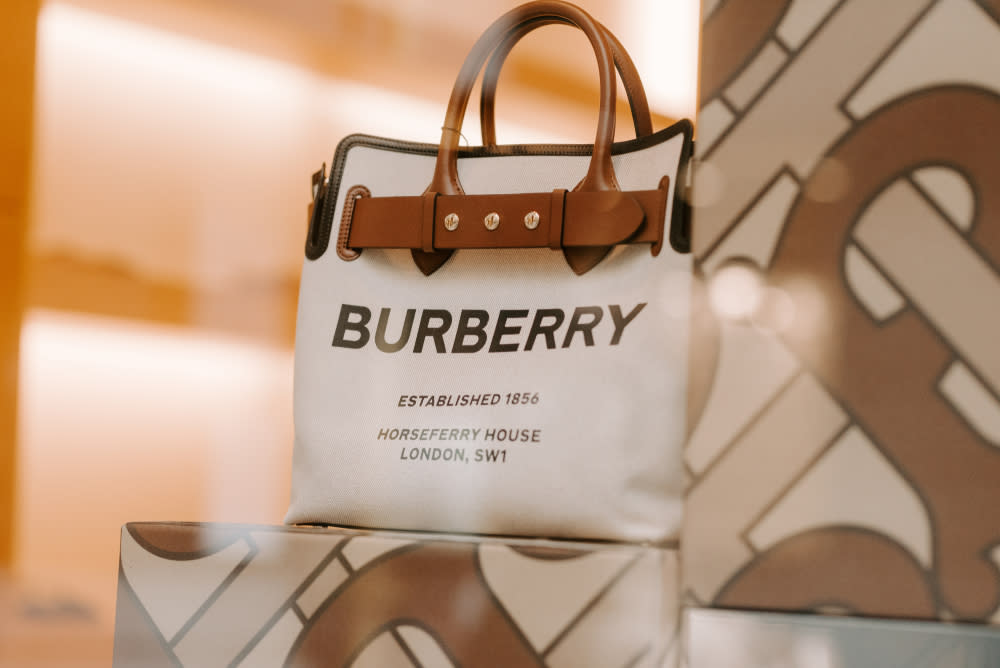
left=684, top=0, right=1000, bottom=623
left=113, top=523, right=680, bottom=667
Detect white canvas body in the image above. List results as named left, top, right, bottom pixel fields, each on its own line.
left=287, top=123, right=693, bottom=543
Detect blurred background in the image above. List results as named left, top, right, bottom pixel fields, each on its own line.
left=0, top=0, right=699, bottom=663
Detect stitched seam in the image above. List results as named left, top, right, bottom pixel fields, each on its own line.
left=336, top=185, right=368, bottom=261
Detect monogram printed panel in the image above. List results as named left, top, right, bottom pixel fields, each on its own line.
left=684, top=0, right=1000, bottom=623
left=113, top=523, right=681, bottom=667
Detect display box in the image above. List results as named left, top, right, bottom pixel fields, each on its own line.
left=685, top=0, right=1000, bottom=625
left=113, top=522, right=680, bottom=667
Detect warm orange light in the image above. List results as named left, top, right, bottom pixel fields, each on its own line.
left=624, top=0, right=701, bottom=119
left=16, top=310, right=294, bottom=623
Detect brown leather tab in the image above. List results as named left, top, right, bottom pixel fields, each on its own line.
left=421, top=191, right=437, bottom=253
left=549, top=189, right=566, bottom=250
left=413, top=191, right=453, bottom=275
left=564, top=246, right=612, bottom=275
left=411, top=248, right=453, bottom=275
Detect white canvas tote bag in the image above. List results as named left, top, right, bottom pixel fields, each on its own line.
left=287, top=0, right=694, bottom=542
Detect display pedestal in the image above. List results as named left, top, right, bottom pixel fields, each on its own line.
left=113, top=522, right=680, bottom=667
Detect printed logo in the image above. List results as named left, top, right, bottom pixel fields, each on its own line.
left=331, top=303, right=647, bottom=352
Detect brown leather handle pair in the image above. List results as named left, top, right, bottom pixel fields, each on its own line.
left=479, top=17, right=653, bottom=146
left=429, top=1, right=618, bottom=196
left=415, top=1, right=634, bottom=275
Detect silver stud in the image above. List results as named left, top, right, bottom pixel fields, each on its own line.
left=444, top=213, right=459, bottom=231
left=524, top=211, right=540, bottom=229
left=484, top=212, right=501, bottom=230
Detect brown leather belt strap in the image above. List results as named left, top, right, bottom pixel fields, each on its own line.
left=346, top=181, right=668, bottom=252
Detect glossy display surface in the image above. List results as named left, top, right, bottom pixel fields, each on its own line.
left=687, top=608, right=1000, bottom=667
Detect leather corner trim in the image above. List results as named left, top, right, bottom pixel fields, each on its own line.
left=652, top=175, right=670, bottom=256
left=669, top=132, right=694, bottom=254
left=411, top=248, right=453, bottom=275
left=564, top=246, right=613, bottom=275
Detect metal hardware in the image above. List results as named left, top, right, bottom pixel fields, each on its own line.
left=484, top=212, right=501, bottom=230
left=524, top=211, right=540, bottom=229
left=444, top=213, right=460, bottom=231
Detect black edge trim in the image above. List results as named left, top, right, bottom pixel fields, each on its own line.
left=305, top=118, right=696, bottom=260
left=671, top=129, right=694, bottom=253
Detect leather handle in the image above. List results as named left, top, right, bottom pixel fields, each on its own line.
left=479, top=17, right=652, bottom=146
left=428, top=0, right=618, bottom=196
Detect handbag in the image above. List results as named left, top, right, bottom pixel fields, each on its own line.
left=287, top=0, right=694, bottom=542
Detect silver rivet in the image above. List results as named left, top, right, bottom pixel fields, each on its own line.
left=484, top=212, right=501, bottom=230
left=444, top=213, right=459, bottom=231
left=524, top=211, right=540, bottom=229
